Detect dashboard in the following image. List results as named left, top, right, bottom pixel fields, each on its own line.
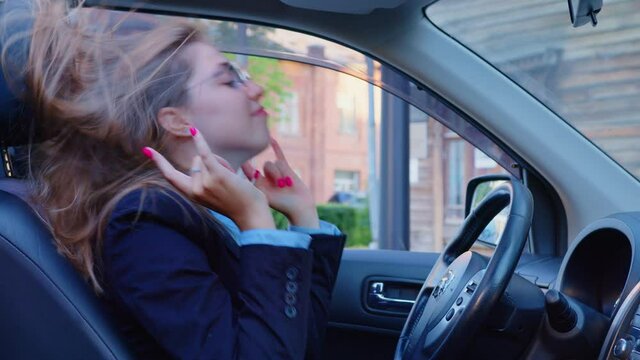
left=522, top=212, right=640, bottom=359
left=601, top=281, right=640, bottom=359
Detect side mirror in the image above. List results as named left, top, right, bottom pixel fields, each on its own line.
left=567, top=0, right=602, bottom=27
left=465, top=175, right=511, bottom=246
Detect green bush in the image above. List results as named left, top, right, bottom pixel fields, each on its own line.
left=273, top=205, right=372, bottom=248
left=272, top=210, right=290, bottom=230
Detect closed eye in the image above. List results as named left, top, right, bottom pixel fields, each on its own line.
left=223, top=79, right=243, bottom=88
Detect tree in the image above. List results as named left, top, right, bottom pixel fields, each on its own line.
left=205, top=21, right=294, bottom=125
left=225, top=54, right=293, bottom=127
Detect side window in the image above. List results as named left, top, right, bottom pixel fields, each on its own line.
left=408, top=110, right=508, bottom=253
left=252, top=63, right=374, bottom=249
left=161, top=15, right=515, bottom=252
left=248, top=58, right=508, bottom=251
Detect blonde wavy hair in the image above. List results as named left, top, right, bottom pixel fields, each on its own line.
left=1, top=0, right=207, bottom=293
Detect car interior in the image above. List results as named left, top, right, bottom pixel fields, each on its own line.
left=2, top=0, right=640, bottom=359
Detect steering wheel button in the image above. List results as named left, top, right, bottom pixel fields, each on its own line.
left=445, top=308, right=455, bottom=321
left=456, top=297, right=463, bottom=306
left=465, top=282, right=477, bottom=294
left=633, top=315, right=640, bottom=328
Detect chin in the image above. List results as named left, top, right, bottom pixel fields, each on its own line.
left=244, top=135, right=270, bottom=158
left=256, top=135, right=271, bottom=153
left=258, top=128, right=271, bottom=149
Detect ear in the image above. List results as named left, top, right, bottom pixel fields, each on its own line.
left=157, top=107, right=191, bottom=137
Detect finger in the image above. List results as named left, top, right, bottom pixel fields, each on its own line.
left=189, top=128, right=235, bottom=174
left=190, top=156, right=204, bottom=197
left=145, top=147, right=192, bottom=193
left=241, top=162, right=260, bottom=181
left=274, top=160, right=294, bottom=187
left=270, top=137, right=288, bottom=162
left=214, top=154, right=235, bottom=173
left=201, top=154, right=232, bottom=183
left=275, top=159, right=292, bottom=177
left=197, top=155, right=216, bottom=187
left=263, top=161, right=283, bottom=186
left=190, top=127, right=216, bottom=164
left=271, top=138, right=295, bottom=174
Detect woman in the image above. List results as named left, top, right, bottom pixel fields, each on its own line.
left=1, top=1, right=345, bottom=359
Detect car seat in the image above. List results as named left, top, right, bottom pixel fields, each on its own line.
left=0, top=1, right=133, bottom=358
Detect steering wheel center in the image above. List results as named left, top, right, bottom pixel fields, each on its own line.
left=424, top=252, right=488, bottom=332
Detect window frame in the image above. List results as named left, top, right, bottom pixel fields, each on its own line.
left=100, top=10, right=564, bottom=256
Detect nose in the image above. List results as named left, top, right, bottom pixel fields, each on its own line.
left=245, top=80, right=264, bottom=101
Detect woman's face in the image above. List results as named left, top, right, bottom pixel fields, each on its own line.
left=181, top=42, right=270, bottom=159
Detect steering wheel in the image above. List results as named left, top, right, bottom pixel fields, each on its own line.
left=394, top=178, right=533, bottom=360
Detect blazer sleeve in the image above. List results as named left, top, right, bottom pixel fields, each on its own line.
left=102, top=192, right=313, bottom=360
left=305, top=233, right=347, bottom=360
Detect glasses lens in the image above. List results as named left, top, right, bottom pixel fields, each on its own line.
left=230, top=62, right=250, bottom=84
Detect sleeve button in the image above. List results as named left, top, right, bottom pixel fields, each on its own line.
left=286, top=267, right=299, bottom=280
left=285, top=305, right=297, bottom=319
left=286, top=281, right=298, bottom=293
left=284, top=292, right=297, bottom=305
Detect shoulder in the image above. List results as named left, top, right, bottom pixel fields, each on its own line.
left=105, top=186, right=217, bottom=241
left=112, top=187, right=192, bottom=219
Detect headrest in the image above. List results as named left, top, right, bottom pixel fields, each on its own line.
left=0, top=3, right=162, bottom=148
left=0, top=73, right=32, bottom=147
left=0, top=0, right=34, bottom=147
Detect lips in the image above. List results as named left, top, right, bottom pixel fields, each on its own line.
left=251, top=106, right=268, bottom=117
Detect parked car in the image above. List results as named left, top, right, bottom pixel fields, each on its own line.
left=1, top=0, right=639, bottom=359
left=328, top=191, right=367, bottom=208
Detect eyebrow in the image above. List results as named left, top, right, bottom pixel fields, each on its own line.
left=209, top=62, right=232, bottom=79
left=187, top=61, right=233, bottom=89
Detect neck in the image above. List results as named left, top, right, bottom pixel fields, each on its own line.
left=206, top=146, right=256, bottom=172
left=167, top=139, right=251, bottom=173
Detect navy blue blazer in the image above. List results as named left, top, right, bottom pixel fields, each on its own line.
left=100, top=188, right=346, bottom=359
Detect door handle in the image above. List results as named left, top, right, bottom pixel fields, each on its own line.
left=366, top=281, right=418, bottom=314
left=370, top=282, right=416, bottom=306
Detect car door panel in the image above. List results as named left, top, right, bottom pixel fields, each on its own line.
left=323, top=249, right=438, bottom=359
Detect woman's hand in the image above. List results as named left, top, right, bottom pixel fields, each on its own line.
left=241, top=138, right=320, bottom=229
left=144, top=129, right=275, bottom=231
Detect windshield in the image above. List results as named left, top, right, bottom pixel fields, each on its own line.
left=427, top=0, right=640, bottom=180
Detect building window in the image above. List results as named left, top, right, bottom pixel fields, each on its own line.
left=334, top=170, right=360, bottom=192
left=447, top=140, right=464, bottom=215
left=337, top=93, right=357, bottom=135
left=474, top=148, right=498, bottom=169
left=278, top=92, right=300, bottom=135
left=409, top=158, right=420, bottom=184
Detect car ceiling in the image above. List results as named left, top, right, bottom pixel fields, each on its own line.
left=86, top=0, right=435, bottom=68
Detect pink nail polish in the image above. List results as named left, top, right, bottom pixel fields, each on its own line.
left=189, top=127, right=198, bottom=136
left=254, top=170, right=261, bottom=180
left=142, top=147, right=153, bottom=159
left=284, top=176, right=293, bottom=187
left=277, top=178, right=286, bottom=188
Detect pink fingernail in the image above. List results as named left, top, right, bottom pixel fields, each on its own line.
left=142, top=147, right=153, bottom=159
left=189, top=127, right=198, bottom=136
left=277, top=178, right=286, bottom=188
left=254, top=170, right=261, bottom=179
left=284, top=176, right=293, bottom=187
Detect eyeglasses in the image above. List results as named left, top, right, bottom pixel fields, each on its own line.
left=228, top=62, right=251, bottom=86
left=186, top=61, right=251, bottom=91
